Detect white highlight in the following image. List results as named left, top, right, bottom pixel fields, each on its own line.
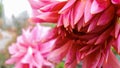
left=3, top=0, right=32, bottom=18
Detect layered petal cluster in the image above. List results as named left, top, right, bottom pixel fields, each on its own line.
left=29, top=0, right=67, bottom=23
left=6, top=25, right=54, bottom=68
left=29, top=0, right=120, bottom=68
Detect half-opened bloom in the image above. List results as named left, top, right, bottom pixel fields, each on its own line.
left=29, top=0, right=120, bottom=68
left=6, top=25, right=54, bottom=68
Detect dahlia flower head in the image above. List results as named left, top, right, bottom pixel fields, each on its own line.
left=29, top=0, right=120, bottom=68
left=6, top=25, right=55, bottom=68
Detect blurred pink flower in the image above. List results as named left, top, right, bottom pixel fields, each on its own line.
left=6, top=25, right=55, bottom=68
left=29, top=0, right=120, bottom=68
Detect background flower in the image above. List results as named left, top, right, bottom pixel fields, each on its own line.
left=6, top=25, right=55, bottom=68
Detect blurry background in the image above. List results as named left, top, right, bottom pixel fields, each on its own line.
left=0, top=0, right=119, bottom=68
left=0, top=0, right=33, bottom=68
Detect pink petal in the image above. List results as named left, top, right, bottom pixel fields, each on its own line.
left=37, top=12, right=59, bottom=23
left=63, top=11, right=70, bottom=27
left=30, top=11, right=59, bottom=23
left=95, top=26, right=113, bottom=45
left=103, top=51, right=120, bottom=68
left=40, top=1, right=66, bottom=12
left=21, top=47, right=33, bottom=63
left=74, top=0, right=86, bottom=24
left=111, top=0, right=120, bottom=5
left=82, top=50, right=101, bottom=68
left=59, top=0, right=76, bottom=14
left=104, top=42, right=111, bottom=63
left=97, top=55, right=105, bottom=68
left=51, top=37, right=68, bottom=50
left=31, top=25, right=51, bottom=42
left=15, top=63, right=23, bottom=68
left=28, top=0, right=43, bottom=9
left=69, top=9, right=74, bottom=28
left=47, top=40, right=73, bottom=63
left=115, top=21, right=120, bottom=38
left=32, top=52, right=44, bottom=67
left=91, top=0, right=110, bottom=14
left=117, top=34, right=120, bottom=53
left=43, top=27, right=58, bottom=42
left=87, top=14, right=100, bottom=32
left=8, top=44, right=18, bottom=55
left=6, top=57, right=20, bottom=64
left=65, top=60, right=77, bottom=68
left=29, top=0, right=55, bottom=9
left=77, top=17, right=84, bottom=31
left=65, top=45, right=79, bottom=68
left=87, top=37, right=98, bottom=44
left=39, top=40, right=55, bottom=53
left=97, top=5, right=115, bottom=26
left=85, top=46, right=100, bottom=56
left=57, top=15, right=64, bottom=27
left=84, top=0, right=95, bottom=23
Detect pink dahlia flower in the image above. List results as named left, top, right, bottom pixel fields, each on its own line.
left=29, top=0, right=120, bottom=68
left=6, top=25, right=55, bottom=68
